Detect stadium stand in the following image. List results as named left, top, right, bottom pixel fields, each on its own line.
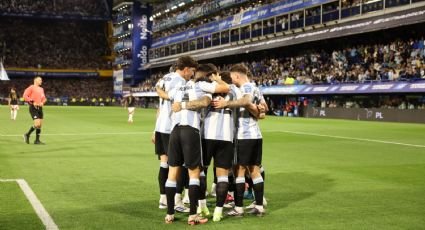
left=0, top=0, right=109, bottom=17
left=0, top=18, right=110, bottom=69
left=145, top=34, right=425, bottom=89
left=0, top=78, right=114, bottom=105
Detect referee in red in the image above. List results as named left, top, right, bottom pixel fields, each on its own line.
left=23, top=76, right=47, bottom=145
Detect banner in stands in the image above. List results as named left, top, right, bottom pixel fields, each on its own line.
left=260, top=81, right=425, bottom=95
left=153, top=0, right=248, bottom=32
left=113, top=69, right=124, bottom=96
left=130, top=2, right=152, bottom=85
left=152, top=0, right=331, bottom=48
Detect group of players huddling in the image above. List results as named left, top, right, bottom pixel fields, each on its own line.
left=152, top=55, right=268, bottom=225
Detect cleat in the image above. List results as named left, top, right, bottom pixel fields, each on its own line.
left=212, top=211, right=223, bottom=222
left=34, top=140, right=45, bottom=145
left=187, top=214, right=208, bottom=225
left=246, top=207, right=266, bottom=217
left=23, top=134, right=29, bottom=144
left=164, top=214, right=174, bottom=224
left=175, top=205, right=190, bottom=213
left=197, top=206, right=210, bottom=217
left=245, top=198, right=268, bottom=209
left=159, top=202, right=167, bottom=209
left=225, top=208, right=244, bottom=217
left=223, top=201, right=235, bottom=209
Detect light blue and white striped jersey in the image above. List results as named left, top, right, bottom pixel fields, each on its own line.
left=235, top=83, right=262, bottom=140
left=203, top=84, right=238, bottom=142
left=171, top=80, right=215, bottom=131
left=154, top=72, right=186, bottom=134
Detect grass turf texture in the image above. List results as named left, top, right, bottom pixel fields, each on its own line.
left=0, top=106, right=424, bottom=229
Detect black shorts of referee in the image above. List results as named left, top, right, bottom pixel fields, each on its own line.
left=154, top=131, right=170, bottom=159
left=167, top=125, right=202, bottom=169
left=236, top=139, right=263, bottom=166
left=202, top=139, right=233, bottom=169
left=29, top=104, right=43, bottom=120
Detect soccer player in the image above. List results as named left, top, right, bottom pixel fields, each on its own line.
left=8, top=87, right=19, bottom=121
left=200, top=71, right=236, bottom=222
left=153, top=57, right=193, bottom=212
left=124, top=93, right=136, bottom=123
left=23, top=76, right=46, bottom=145
left=213, top=64, right=267, bottom=217
left=163, top=62, right=229, bottom=225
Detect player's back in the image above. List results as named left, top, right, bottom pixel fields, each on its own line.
left=155, top=72, right=186, bottom=134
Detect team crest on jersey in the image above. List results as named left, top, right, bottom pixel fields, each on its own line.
left=243, top=85, right=252, bottom=93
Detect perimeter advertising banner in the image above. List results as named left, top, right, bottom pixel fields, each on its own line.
left=260, top=80, right=425, bottom=95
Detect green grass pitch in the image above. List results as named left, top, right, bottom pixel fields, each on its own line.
left=1, top=106, right=424, bottom=229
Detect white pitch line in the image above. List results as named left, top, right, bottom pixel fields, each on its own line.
left=0, top=179, right=59, bottom=230
left=267, top=130, right=425, bottom=148
left=1, top=130, right=424, bottom=148
left=0, top=131, right=152, bottom=137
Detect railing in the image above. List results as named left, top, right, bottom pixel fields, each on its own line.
left=151, top=0, right=424, bottom=59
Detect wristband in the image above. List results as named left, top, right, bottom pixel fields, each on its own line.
left=182, top=102, right=187, bottom=109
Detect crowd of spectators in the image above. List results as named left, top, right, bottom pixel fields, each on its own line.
left=153, top=0, right=281, bottom=39
left=0, top=78, right=113, bottom=102
left=0, top=0, right=109, bottom=17
left=145, top=38, right=424, bottom=90
left=0, top=18, right=111, bottom=69
left=220, top=38, right=425, bottom=86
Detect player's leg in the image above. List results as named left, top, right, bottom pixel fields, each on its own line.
left=182, top=127, right=208, bottom=225
left=246, top=139, right=265, bottom=216
left=211, top=166, right=217, bottom=197
left=164, top=129, right=183, bottom=223
left=158, top=154, right=168, bottom=209
left=155, top=132, right=169, bottom=209
left=13, top=106, right=18, bottom=120
left=34, top=119, right=43, bottom=144
left=24, top=106, right=36, bottom=144
left=213, top=167, right=229, bottom=221
left=175, top=166, right=189, bottom=213
left=127, top=107, right=134, bottom=123
left=213, top=140, right=234, bottom=221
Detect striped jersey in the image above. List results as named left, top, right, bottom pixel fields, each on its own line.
left=171, top=80, right=215, bottom=131
left=203, top=84, right=238, bottom=142
left=235, top=82, right=262, bottom=140
left=154, top=72, right=186, bottom=134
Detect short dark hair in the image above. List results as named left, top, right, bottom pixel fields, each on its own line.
left=220, top=71, right=232, bottom=84
left=229, top=64, right=249, bottom=75
left=175, top=56, right=198, bottom=70
left=198, top=63, right=217, bottom=73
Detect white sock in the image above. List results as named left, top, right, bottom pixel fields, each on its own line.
left=229, top=191, right=234, bottom=197
left=128, top=114, right=133, bottom=121
left=183, top=188, right=189, bottom=198
left=13, top=110, right=17, bottom=120
left=214, top=207, right=223, bottom=213
left=198, top=199, right=207, bottom=208
left=160, top=194, right=166, bottom=203
left=10, top=110, right=13, bottom=119
left=175, top=193, right=182, bottom=206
